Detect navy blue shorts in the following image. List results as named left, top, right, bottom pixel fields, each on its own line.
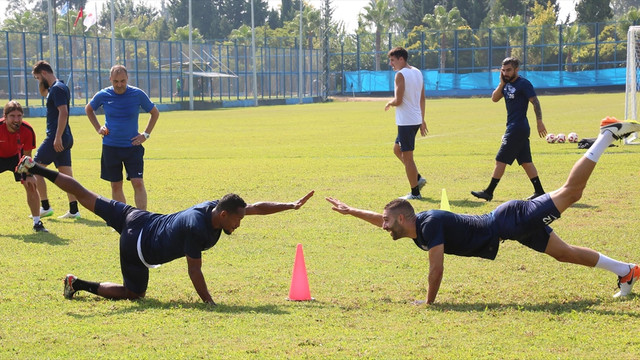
left=395, top=125, right=420, bottom=152
left=34, top=135, right=73, bottom=167
left=101, top=144, right=145, bottom=182
left=495, top=132, right=532, bottom=165
left=490, top=193, right=560, bottom=253
left=94, top=197, right=151, bottom=294
left=0, top=154, right=27, bottom=182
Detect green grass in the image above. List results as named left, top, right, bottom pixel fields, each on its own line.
left=1, top=93, right=640, bottom=359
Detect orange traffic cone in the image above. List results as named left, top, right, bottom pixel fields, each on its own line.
left=287, top=243, right=313, bottom=301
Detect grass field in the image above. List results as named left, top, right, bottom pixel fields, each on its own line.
left=1, top=93, right=640, bottom=359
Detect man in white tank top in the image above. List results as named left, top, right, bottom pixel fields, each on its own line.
left=384, top=47, right=428, bottom=200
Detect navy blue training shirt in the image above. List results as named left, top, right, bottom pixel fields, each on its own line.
left=140, top=200, right=222, bottom=265
left=502, top=76, right=536, bottom=132
left=413, top=210, right=501, bottom=260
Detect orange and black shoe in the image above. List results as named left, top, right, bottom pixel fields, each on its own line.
left=614, top=264, right=640, bottom=298
left=600, top=117, right=640, bottom=140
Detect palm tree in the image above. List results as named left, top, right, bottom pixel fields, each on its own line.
left=422, top=5, right=468, bottom=72
left=490, top=14, right=525, bottom=58
left=1, top=10, right=46, bottom=33
left=358, top=0, right=402, bottom=71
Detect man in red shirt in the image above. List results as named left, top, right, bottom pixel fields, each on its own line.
left=0, top=101, right=47, bottom=232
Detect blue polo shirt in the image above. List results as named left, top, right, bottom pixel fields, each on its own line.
left=140, top=200, right=222, bottom=264
left=413, top=210, right=501, bottom=260
left=89, top=85, right=155, bottom=148
left=502, top=76, right=536, bottom=133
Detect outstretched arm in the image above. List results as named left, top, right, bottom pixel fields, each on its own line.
left=245, top=190, right=314, bottom=215
left=325, top=197, right=384, bottom=228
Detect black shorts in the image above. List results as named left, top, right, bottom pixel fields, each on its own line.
left=0, top=155, right=28, bottom=182
left=34, top=135, right=73, bottom=167
left=101, top=144, right=145, bottom=182
left=395, top=125, right=420, bottom=152
left=491, top=193, right=560, bottom=253
left=94, top=197, right=151, bottom=294
left=495, top=132, right=532, bottom=165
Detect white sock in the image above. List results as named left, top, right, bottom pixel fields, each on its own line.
left=32, top=216, right=40, bottom=224
left=584, top=131, right=615, bottom=162
left=595, top=253, right=632, bottom=277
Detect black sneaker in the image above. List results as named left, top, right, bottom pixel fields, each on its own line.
left=525, top=192, right=544, bottom=201
left=33, top=221, right=48, bottom=233
left=471, top=190, right=493, bottom=201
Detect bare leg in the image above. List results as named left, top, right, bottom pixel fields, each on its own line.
left=544, top=232, right=599, bottom=266
left=549, top=156, right=596, bottom=214
left=30, top=164, right=100, bottom=212
left=97, top=282, right=145, bottom=300
left=110, top=181, right=127, bottom=204
left=57, top=165, right=78, bottom=203
left=131, top=178, right=147, bottom=210
left=521, top=162, right=539, bottom=179
left=491, top=161, right=507, bottom=179
left=394, top=143, right=419, bottom=188
left=23, top=180, right=40, bottom=217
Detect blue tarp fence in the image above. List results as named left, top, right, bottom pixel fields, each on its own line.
left=344, top=68, right=626, bottom=96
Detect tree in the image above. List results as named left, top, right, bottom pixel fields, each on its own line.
left=612, top=0, right=640, bottom=17
left=527, top=1, right=559, bottom=69
left=359, top=0, right=403, bottom=71
left=169, top=25, right=204, bottom=43
left=451, top=0, right=490, bottom=30
left=168, top=0, right=220, bottom=40
left=1, top=10, right=46, bottom=33
left=489, top=14, right=525, bottom=58
left=423, top=5, right=468, bottom=72
left=281, top=0, right=301, bottom=23
left=575, top=0, right=613, bottom=25
left=402, top=0, right=440, bottom=30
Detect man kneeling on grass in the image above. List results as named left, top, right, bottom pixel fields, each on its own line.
left=326, top=117, right=640, bottom=304
left=15, top=156, right=313, bottom=304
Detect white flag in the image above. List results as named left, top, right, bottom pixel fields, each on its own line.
left=83, top=11, right=97, bottom=31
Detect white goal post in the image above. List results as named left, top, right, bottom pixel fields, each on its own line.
left=625, top=26, right=640, bottom=144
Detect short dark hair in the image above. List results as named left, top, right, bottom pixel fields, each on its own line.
left=4, top=101, right=23, bottom=117
left=384, top=198, right=416, bottom=220
left=388, top=46, right=408, bottom=61
left=502, top=57, right=520, bottom=68
left=216, top=193, right=247, bottom=214
left=110, top=65, right=128, bottom=77
left=32, top=60, right=54, bottom=75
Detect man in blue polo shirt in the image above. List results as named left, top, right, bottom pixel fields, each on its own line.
left=326, top=118, right=640, bottom=304
left=15, top=155, right=314, bottom=305
left=86, top=65, right=160, bottom=210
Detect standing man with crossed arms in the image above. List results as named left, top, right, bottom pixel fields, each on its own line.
left=86, top=65, right=159, bottom=210
left=385, top=47, right=428, bottom=200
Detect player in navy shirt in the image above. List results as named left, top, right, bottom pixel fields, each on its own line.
left=15, top=157, right=313, bottom=305
left=31, top=60, right=80, bottom=219
left=472, top=57, right=548, bottom=202
left=86, top=65, right=160, bottom=210
left=327, top=118, right=640, bottom=304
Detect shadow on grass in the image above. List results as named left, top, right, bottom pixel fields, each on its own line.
left=65, top=297, right=291, bottom=316
left=51, top=217, right=109, bottom=228
left=429, top=297, right=640, bottom=316
left=5, top=231, right=69, bottom=245
left=569, top=202, right=597, bottom=209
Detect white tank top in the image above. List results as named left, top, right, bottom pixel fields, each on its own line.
left=395, top=66, right=424, bottom=126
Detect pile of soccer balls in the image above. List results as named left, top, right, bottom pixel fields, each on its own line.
left=546, top=132, right=578, bottom=144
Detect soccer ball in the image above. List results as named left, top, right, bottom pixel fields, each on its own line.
left=568, top=132, right=578, bottom=143
left=546, top=133, right=556, bottom=143
left=556, top=133, right=566, bottom=143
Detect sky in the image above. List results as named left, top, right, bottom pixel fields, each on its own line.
left=0, top=0, right=578, bottom=31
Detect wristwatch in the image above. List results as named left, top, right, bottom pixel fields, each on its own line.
left=142, top=132, right=150, bottom=140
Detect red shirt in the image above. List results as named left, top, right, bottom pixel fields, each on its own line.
left=0, top=118, right=36, bottom=158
